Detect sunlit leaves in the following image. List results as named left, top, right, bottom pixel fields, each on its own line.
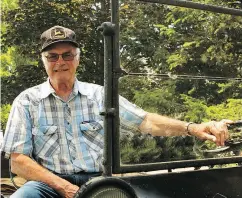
left=0, top=104, right=12, bottom=132
left=0, top=47, right=37, bottom=77
left=206, top=99, right=242, bottom=121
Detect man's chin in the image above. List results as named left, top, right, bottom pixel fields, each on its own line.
left=52, top=76, right=73, bottom=83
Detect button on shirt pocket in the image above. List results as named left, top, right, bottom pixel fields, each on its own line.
left=32, top=125, right=60, bottom=158
left=80, top=121, right=104, bottom=153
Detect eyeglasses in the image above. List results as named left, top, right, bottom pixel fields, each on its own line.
left=45, top=52, right=77, bottom=62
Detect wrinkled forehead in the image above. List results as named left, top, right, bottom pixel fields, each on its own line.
left=43, top=42, right=77, bottom=54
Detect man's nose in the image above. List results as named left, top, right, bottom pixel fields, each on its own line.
left=56, top=55, right=65, bottom=63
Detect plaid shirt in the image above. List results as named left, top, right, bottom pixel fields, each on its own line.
left=1, top=79, right=146, bottom=174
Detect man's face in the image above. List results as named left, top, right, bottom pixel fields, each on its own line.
left=42, top=43, right=79, bottom=84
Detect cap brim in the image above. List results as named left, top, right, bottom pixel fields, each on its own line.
left=41, top=40, right=79, bottom=52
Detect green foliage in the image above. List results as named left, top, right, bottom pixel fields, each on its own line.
left=120, top=0, right=242, bottom=107
left=2, top=0, right=19, bottom=11
left=0, top=104, right=11, bottom=132
left=1, top=65, right=47, bottom=104
left=217, top=81, right=242, bottom=100
left=2, top=0, right=242, bottom=164
left=121, top=135, right=162, bottom=164
left=156, top=136, right=196, bottom=161
left=133, top=83, right=184, bottom=116
left=121, top=134, right=196, bottom=164
left=181, top=94, right=208, bottom=123
left=0, top=47, right=37, bottom=77
left=2, top=0, right=110, bottom=85
left=119, top=76, right=152, bottom=102
left=189, top=98, right=242, bottom=159
left=167, top=54, right=187, bottom=70
left=206, top=99, right=242, bottom=121
left=118, top=0, right=242, bottom=161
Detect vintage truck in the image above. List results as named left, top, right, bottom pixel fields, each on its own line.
left=73, top=1, right=242, bottom=197
left=1, top=0, right=242, bottom=198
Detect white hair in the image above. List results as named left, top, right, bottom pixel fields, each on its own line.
left=75, top=48, right=80, bottom=61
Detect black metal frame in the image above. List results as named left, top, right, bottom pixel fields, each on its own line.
left=98, top=0, right=242, bottom=176
left=138, top=0, right=242, bottom=16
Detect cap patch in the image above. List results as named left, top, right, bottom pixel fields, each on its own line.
left=51, top=27, right=66, bottom=39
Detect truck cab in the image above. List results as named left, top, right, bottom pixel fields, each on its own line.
left=1, top=1, right=242, bottom=198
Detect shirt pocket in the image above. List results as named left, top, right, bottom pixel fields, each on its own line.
left=32, top=125, right=60, bottom=157
left=80, top=121, right=104, bottom=152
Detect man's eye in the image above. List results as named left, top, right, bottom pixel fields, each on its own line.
left=63, top=53, right=72, bottom=58
left=48, top=54, right=58, bottom=59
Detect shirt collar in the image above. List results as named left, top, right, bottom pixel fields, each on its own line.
left=40, top=78, right=87, bottom=99
left=40, top=78, right=55, bottom=99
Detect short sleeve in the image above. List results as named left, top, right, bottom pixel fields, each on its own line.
left=119, top=96, right=147, bottom=137
left=1, top=97, right=33, bottom=159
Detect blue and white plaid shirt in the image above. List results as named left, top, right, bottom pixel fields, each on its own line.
left=2, top=78, right=146, bottom=174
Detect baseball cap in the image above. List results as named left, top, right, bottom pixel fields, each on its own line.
left=40, top=25, right=79, bottom=52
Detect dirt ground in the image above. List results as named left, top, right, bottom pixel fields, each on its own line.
left=1, top=157, right=25, bottom=196
left=1, top=177, right=25, bottom=196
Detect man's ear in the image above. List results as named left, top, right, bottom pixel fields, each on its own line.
left=41, top=53, right=47, bottom=67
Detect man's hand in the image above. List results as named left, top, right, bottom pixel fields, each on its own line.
left=59, top=183, right=79, bottom=198
left=188, top=120, right=233, bottom=146
left=139, top=113, right=233, bottom=146
left=11, top=153, right=80, bottom=198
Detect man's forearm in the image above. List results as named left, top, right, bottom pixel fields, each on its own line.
left=139, top=113, right=190, bottom=136
left=11, top=153, right=78, bottom=196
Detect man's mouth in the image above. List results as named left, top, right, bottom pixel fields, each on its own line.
left=53, top=69, right=69, bottom=72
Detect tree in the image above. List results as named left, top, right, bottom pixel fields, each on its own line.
left=2, top=0, right=242, bottom=163
left=0, top=104, right=11, bottom=132
left=2, top=0, right=110, bottom=85
left=120, top=0, right=242, bottom=104
left=0, top=46, right=37, bottom=77
left=1, top=65, right=47, bottom=105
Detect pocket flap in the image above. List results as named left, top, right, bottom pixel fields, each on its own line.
left=80, top=121, right=103, bottom=131
left=33, top=125, right=58, bottom=136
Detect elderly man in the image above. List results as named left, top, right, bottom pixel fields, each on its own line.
left=1, top=26, right=231, bottom=198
